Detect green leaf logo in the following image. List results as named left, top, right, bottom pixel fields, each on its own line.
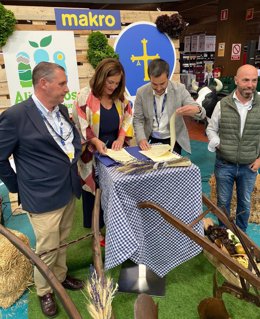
left=29, top=41, right=39, bottom=48
left=40, top=35, right=52, bottom=47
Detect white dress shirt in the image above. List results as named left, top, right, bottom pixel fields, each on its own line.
left=32, top=94, right=75, bottom=160
left=206, top=91, right=253, bottom=152
left=151, top=88, right=170, bottom=139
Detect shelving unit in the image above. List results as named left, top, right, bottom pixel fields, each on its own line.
left=255, top=50, right=260, bottom=69
left=180, top=52, right=215, bottom=87
left=180, top=34, right=216, bottom=90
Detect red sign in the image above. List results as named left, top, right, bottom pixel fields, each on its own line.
left=246, top=8, right=254, bottom=21
left=231, top=43, right=241, bottom=61
left=220, top=9, right=228, bottom=21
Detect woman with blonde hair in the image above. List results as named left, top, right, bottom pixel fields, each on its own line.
left=72, top=58, right=133, bottom=245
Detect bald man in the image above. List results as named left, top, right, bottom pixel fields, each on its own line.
left=206, top=64, right=260, bottom=232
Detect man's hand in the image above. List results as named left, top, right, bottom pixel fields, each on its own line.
left=176, top=105, right=201, bottom=117
left=139, top=139, right=151, bottom=151
left=250, top=158, right=260, bottom=172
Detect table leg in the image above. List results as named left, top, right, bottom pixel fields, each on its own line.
left=118, top=260, right=165, bottom=296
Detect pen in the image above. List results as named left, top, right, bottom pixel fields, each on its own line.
left=97, top=140, right=109, bottom=160
left=103, top=140, right=109, bottom=151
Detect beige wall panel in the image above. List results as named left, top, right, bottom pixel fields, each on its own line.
left=120, top=10, right=175, bottom=24
left=76, top=54, right=88, bottom=63
left=6, top=6, right=175, bottom=23
left=74, top=36, right=88, bottom=50
left=16, top=24, right=56, bottom=31
left=79, top=78, right=92, bottom=89
left=0, top=83, right=9, bottom=96
left=6, top=6, right=55, bottom=21
left=0, top=98, right=11, bottom=108
left=0, top=69, right=7, bottom=83
left=78, top=64, right=94, bottom=78
left=174, top=61, right=180, bottom=74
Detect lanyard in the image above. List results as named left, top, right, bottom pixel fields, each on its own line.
left=37, top=107, right=67, bottom=146
left=153, top=94, right=167, bottom=127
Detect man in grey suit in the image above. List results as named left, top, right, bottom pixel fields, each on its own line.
left=0, top=62, right=83, bottom=317
left=133, top=58, right=206, bottom=154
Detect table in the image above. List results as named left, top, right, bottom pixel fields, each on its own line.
left=98, top=160, right=204, bottom=278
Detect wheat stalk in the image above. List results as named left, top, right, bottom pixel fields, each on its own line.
left=85, top=266, right=118, bottom=319
left=117, top=157, right=191, bottom=175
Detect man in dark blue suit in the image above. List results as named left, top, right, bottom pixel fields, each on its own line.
left=0, top=62, right=83, bottom=317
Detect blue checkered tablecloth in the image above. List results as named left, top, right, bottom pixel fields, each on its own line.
left=98, top=162, right=204, bottom=277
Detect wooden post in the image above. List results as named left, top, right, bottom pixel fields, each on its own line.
left=134, top=293, right=158, bottom=319
left=91, top=188, right=104, bottom=278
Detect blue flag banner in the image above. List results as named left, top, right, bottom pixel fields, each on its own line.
left=114, top=22, right=176, bottom=96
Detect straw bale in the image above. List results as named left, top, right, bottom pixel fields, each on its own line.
left=209, top=174, right=260, bottom=224
left=0, top=228, right=33, bottom=308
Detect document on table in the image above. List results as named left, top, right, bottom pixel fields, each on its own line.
left=105, top=148, right=136, bottom=164
left=170, top=111, right=176, bottom=152
left=139, top=144, right=181, bottom=162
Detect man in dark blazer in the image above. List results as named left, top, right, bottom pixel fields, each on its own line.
left=0, top=62, right=83, bottom=317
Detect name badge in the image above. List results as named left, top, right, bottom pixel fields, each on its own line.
left=67, top=152, right=74, bottom=160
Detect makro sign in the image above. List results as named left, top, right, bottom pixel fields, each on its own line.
left=2, top=31, right=80, bottom=112
left=55, top=8, right=121, bottom=30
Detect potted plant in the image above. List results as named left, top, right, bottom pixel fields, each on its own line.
left=87, top=31, right=119, bottom=69
left=0, top=3, right=16, bottom=47
left=155, top=13, right=187, bottom=39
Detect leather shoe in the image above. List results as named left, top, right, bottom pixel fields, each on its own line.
left=39, top=293, right=57, bottom=318
left=62, top=275, right=85, bottom=290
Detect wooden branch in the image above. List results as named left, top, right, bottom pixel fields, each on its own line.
left=134, top=293, right=158, bottom=319
left=137, top=198, right=260, bottom=289
left=0, top=225, right=82, bottom=319
left=91, top=188, right=104, bottom=279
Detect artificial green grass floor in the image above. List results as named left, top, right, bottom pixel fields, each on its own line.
left=28, top=199, right=260, bottom=319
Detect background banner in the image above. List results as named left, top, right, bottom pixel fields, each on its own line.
left=3, top=31, right=79, bottom=111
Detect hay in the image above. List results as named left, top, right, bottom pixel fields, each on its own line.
left=0, top=228, right=33, bottom=308
left=209, top=174, right=260, bottom=224
left=0, top=196, right=2, bottom=224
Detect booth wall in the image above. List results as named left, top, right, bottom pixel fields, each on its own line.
left=0, top=5, right=180, bottom=112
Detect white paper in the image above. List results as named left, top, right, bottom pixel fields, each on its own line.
left=170, top=111, right=176, bottom=152
left=106, top=148, right=135, bottom=163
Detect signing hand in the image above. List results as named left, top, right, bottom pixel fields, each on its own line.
left=139, top=139, right=151, bottom=151
left=112, top=137, right=124, bottom=151
left=91, top=137, right=107, bottom=155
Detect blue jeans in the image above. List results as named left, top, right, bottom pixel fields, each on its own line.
left=215, top=158, right=257, bottom=232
